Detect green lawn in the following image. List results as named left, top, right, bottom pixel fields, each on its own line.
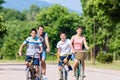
left=85, top=60, right=120, bottom=70
left=0, top=59, right=120, bottom=70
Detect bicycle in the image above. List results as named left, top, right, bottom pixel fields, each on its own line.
left=59, top=54, right=72, bottom=80
left=25, top=53, right=43, bottom=80
left=74, top=51, right=87, bottom=80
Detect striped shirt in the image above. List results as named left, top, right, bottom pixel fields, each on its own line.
left=23, top=36, right=42, bottom=58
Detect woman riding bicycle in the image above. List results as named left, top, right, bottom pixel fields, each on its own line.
left=70, top=26, right=89, bottom=77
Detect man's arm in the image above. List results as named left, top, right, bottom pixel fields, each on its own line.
left=45, top=36, right=50, bottom=52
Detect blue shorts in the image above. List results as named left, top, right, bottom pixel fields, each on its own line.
left=25, top=56, right=39, bottom=66
left=71, top=54, right=75, bottom=60
left=58, top=54, right=72, bottom=66
left=40, top=51, right=46, bottom=60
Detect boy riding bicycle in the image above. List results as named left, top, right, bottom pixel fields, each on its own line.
left=19, top=28, right=43, bottom=80
left=56, top=31, right=73, bottom=80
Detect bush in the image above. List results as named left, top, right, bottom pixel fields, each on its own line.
left=96, top=53, right=113, bottom=63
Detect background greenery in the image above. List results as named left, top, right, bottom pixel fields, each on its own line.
left=0, top=0, right=120, bottom=63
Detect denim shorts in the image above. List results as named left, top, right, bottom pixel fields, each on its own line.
left=25, top=56, right=39, bottom=66
left=40, top=50, right=46, bottom=60
left=58, top=54, right=72, bottom=66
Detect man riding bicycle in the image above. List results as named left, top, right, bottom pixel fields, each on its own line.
left=37, top=25, right=50, bottom=80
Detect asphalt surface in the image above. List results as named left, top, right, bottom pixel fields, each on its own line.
left=0, top=64, right=120, bottom=80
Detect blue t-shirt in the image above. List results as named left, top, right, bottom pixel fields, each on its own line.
left=23, top=36, right=42, bottom=58
left=37, top=32, right=48, bottom=50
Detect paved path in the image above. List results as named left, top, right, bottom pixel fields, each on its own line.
left=0, top=64, right=120, bottom=80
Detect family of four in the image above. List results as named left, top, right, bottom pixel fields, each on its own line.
left=19, top=25, right=89, bottom=80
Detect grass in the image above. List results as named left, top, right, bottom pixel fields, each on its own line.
left=85, top=60, right=120, bottom=70
left=0, top=59, right=120, bottom=70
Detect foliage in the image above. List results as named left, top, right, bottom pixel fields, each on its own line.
left=24, top=4, right=41, bottom=21
left=81, top=0, right=120, bottom=55
left=0, top=20, right=36, bottom=59
left=35, top=4, right=82, bottom=52
left=0, top=0, right=4, bottom=10
left=96, top=52, right=113, bottom=63
left=96, top=0, right=120, bottom=23
left=1, top=8, right=25, bottom=21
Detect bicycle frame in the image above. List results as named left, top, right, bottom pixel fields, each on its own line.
left=60, top=61, right=68, bottom=80
left=74, top=51, right=86, bottom=80
left=26, top=58, right=36, bottom=80
left=26, top=53, right=42, bottom=80
left=75, top=60, right=83, bottom=80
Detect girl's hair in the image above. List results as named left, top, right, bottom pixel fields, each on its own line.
left=38, top=25, right=44, bottom=29
left=76, top=26, right=83, bottom=30
left=30, top=28, right=37, bottom=34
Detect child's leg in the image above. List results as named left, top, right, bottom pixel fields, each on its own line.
left=25, top=56, right=32, bottom=67
left=33, top=58, right=39, bottom=77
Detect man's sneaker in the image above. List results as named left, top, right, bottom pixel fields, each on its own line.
left=82, top=74, right=86, bottom=78
left=68, top=65, right=72, bottom=71
left=35, top=77, right=40, bottom=80
left=43, top=75, right=48, bottom=80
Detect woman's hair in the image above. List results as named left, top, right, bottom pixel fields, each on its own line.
left=30, top=28, right=37, bottom=34
left=38, top=25, right=44, bottom=29
left=76, top=26, right=83, bottom=30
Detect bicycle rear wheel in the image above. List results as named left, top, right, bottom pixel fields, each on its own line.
left=38, top=61, right=43, bottom=80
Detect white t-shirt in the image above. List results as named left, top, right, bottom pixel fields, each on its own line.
left=57, top=39, right=71, bottom=56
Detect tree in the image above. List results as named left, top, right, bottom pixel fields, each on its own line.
left=0, top=20, right=36, bottom=59
left=36, top=4, right=81, bottom=51
left=96, top=0, right=120, bottom=23
left=25, top=4, right=41, bottom=21
left=80, top=0, right=120, bottom=61
left=0, top=0, right=4, bottom=10
left=1, top=8, right=25, bottom=21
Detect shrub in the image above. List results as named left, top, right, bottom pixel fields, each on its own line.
left=96, top=53, right=113, bottom=63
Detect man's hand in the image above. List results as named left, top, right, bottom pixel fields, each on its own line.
left=46, top=47, right=50, bottom=52
left=19, top=52, right=22, bottom=56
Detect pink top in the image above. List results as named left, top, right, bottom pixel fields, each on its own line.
left=73, top=36, right=84, bottom=50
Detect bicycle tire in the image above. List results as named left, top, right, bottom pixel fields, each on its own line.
left=79, top=63, right=84, bottom=80
left=38, top=61, right=42, bottom=80
left=75, top=63, right=80, bottom=80
left=26, top=68, right=35, bottom=80
left=62, top=67, right=67, bottom=80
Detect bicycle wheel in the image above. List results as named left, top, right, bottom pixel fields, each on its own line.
left=38, top=61, right=42, bottom=80
left=79, top=62, right=84, bottom=80
left=62, top=67, right=68, bottom=80
left=75, top=63, right=80, bottom=80
left=26, top=68, right=35, bottom=80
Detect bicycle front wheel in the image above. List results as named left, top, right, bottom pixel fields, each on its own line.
left=62, top=67, right=67, bottom=80
left=26, top=68, right=35, bottom=80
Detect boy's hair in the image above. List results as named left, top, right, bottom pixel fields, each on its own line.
left=60, top=31, right=66, bottom=35
left=38, top=25, right=44, bottom=29
left=76, top=26, right=83, bottom=30
left=30, top=28, right=37, bottom=34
